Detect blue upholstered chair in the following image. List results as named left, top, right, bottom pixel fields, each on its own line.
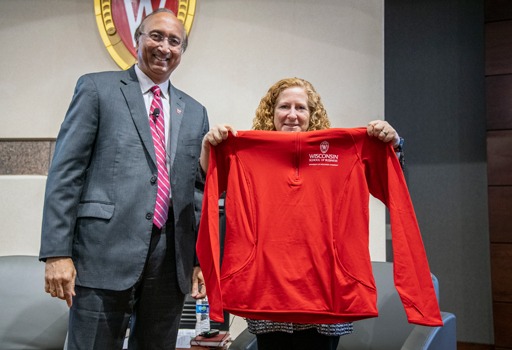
left=230, top=261, right=456, bottom=350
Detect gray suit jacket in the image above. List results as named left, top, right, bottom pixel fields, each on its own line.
left=40, top=67, right=209, bottom=294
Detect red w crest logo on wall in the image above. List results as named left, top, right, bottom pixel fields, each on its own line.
left=94, top=0, right=196, bottom=69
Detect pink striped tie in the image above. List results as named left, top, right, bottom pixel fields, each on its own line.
left=149, top=85, right=170, bottom=228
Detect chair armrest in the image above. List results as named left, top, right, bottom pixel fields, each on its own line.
left=229, top=329, right=258, bottom=350
left=402, top=312, right=456, bottom=350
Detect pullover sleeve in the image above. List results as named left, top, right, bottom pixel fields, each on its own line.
left=359, top=135, right=443, bottom=326
left=196, top=136, right=231, bottom=322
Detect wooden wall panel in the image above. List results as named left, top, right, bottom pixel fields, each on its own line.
left=486, top=20, right=512, bottom=75
left=487, top=2, right=512, bottom=348
left=494, top=301, right=512, bottom=347
left=487, top=75, right=512, bottom=130
left=458, top=343, right=493, bottom=350
left=485, top=0, right=512, bottom=21
left=489, top=186, right=512, bottom=243
left=491, top=243, right=512, bottom=302
left=487, top=130, right=512, bottom=185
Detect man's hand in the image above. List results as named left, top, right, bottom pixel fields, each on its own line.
left=190, top=266, right=207, bottom=299
left=44, top=257, right=76, bottom=307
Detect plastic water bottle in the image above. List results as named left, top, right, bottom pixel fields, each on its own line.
left=195, top=297, right=210, bottom=336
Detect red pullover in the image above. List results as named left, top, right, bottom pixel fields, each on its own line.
left=197, top=128, right=443, bottom=326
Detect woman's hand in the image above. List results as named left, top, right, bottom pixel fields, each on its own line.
left=200, top=124, right=237, bottom=172
left=367, top=120, right=400, bottom=148
left=203, top=124, right=237, bottom=147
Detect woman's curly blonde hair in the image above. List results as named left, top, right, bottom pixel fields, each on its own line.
left=252, top=78, right=331, bottom=131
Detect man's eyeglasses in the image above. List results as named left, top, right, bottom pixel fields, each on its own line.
left=140, top=32, right=183, bottom=49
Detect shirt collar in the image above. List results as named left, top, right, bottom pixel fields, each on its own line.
left=134, top=65, right=170, bottom=101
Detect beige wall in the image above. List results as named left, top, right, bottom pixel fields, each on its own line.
left=0, top=0, right=384, bottom=137
left=0, top=0, right=385, bottom=289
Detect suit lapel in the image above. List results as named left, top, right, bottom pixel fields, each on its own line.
left=120, top=67, right=157, bottom=168
left=169, top=83, right=185, bottom=169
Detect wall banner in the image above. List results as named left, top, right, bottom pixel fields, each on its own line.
left=94, top=0, right=196, bottom=69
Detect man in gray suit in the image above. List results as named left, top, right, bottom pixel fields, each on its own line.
left=40, top=8, right=208, bottom=349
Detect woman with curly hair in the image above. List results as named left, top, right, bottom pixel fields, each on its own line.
left=252, top=77, right=331, bottom=132
left=200, top=77, right=403, bottom=350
